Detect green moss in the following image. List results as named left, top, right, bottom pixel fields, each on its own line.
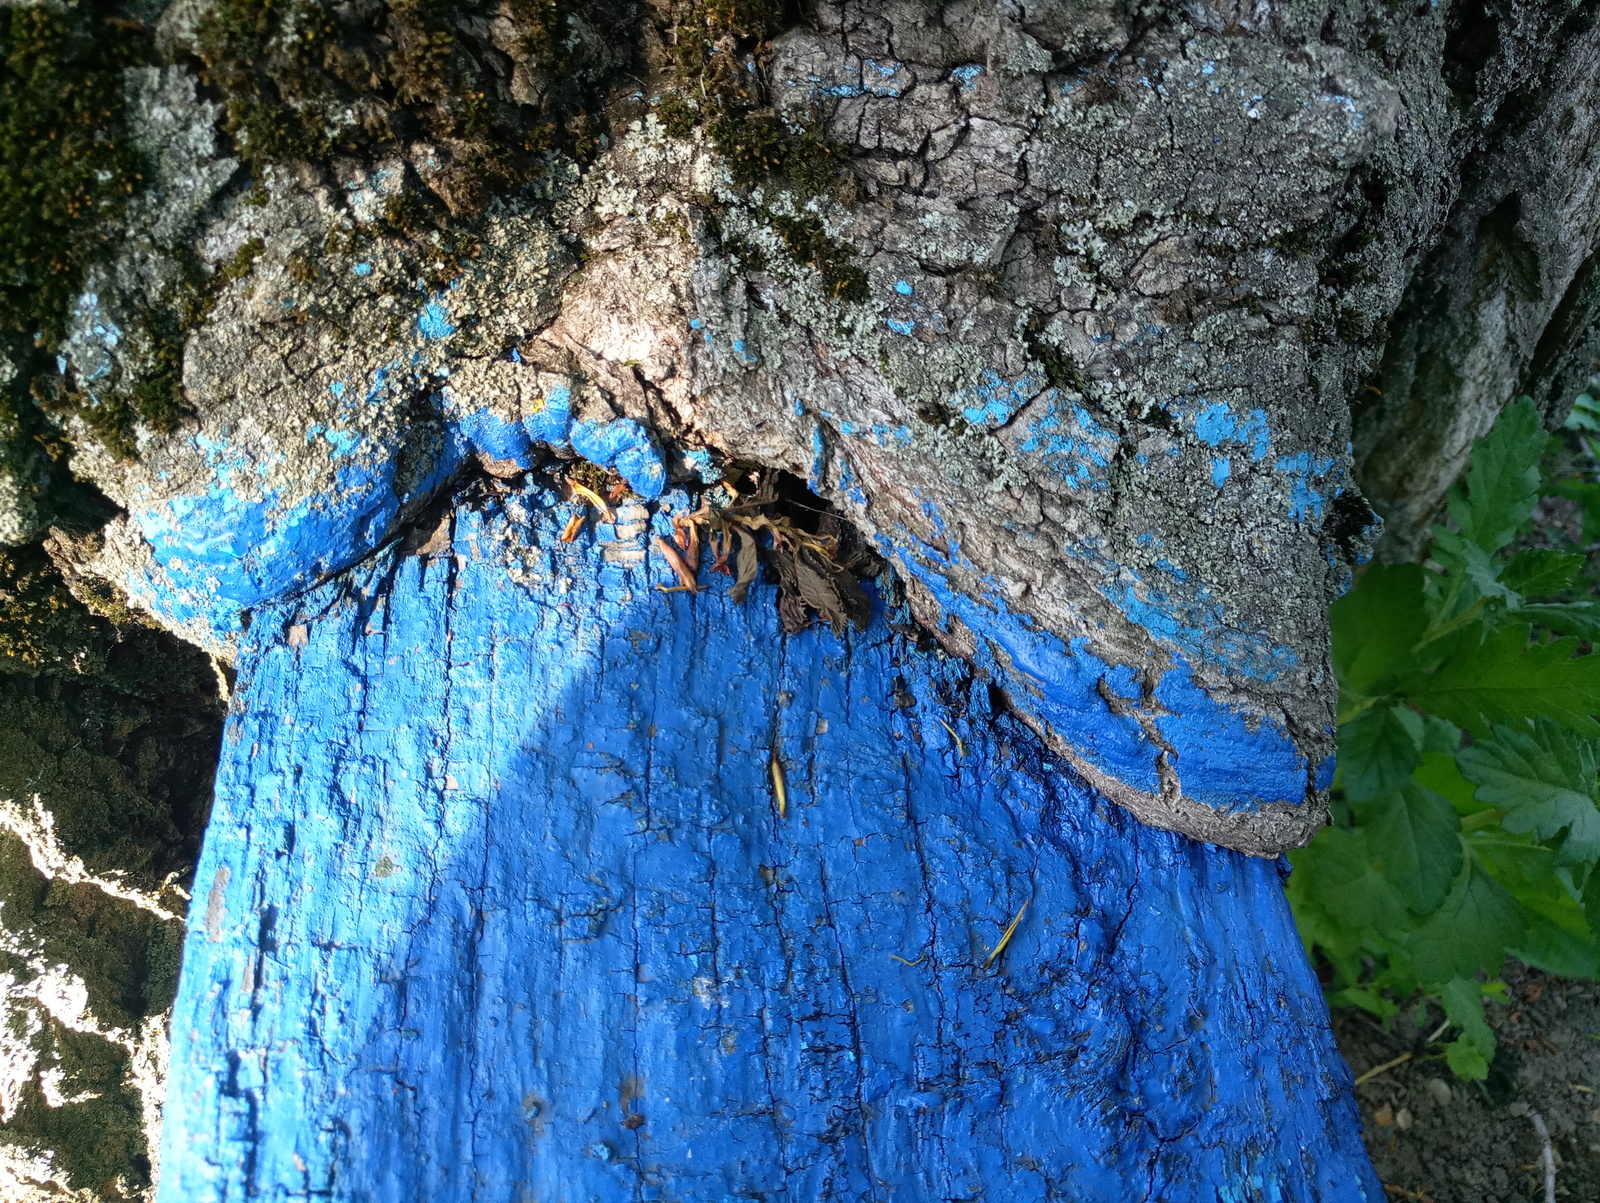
left=32, top=246, right=228, bottom=461
left=654, top=0, right=850, bottom=196
left=1336, top=305, right=1370, bottom=343
left=0, top=2, right=153, bottom=526
left=1024, top=314, right=1086, bottom=392
left=0, top=3, right=148, bottom=342
left=0, top=544, right=109, bottom=676
left=769, top=212, right=867, bottom=303
left=195, top=0, right=620, bottom=216
left=0, top=1007, right=152, bottom=1202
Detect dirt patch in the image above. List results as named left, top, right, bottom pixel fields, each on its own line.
left=1336, top=962, right=1600, bottom=1201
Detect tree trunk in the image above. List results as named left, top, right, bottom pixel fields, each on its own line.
left=7, top=0, right=1600, bottom=1196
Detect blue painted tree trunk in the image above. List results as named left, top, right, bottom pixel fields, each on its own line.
left=156, top=485, right=1379, bottom=1200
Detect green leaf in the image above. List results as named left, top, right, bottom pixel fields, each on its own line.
left=1446, top=396, right=1545, bottom=552
left=1405, top=861, right=1525, bottom=983
left=1506, top=893, right=1600, bottom=979
left=1564, top=393, right=1600, bottom=432
left=1468, top=831, right=1560, bottom=894
left=1457, top=719, right=1600, bottom=866
left=1414, top=750, right=1488, bottom=815
left=1445, top=1038, right=1490, bottom=1079
left=1519, top=602, right=1600, bottom=642
left=1406, top=624, right=1600, bottom=736
left=1584, top=861, right=1600, bottom=935
left=1503, top=548, right=1585, bottom=598
left=1429, top=528, right=1517, bottom=607
left=1339, top=705, right=1422, bottom=801
left=1331, top=563, right=1428, bottom=695
left=1350, top=782, right=1463, bottom=915
left=1287, top=825, right=1407, bottom=937
left=1325, top=986, right=1399, bottom=1019
left=1418, top=715, right=1464, bottom=755
left=1438, top=977, right=1496, bottom=1081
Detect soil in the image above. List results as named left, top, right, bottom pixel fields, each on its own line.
left=1335, top=962, right=1600, bottom=1202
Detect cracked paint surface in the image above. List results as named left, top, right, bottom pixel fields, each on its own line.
left=157, top=483, right=1378, bottom=1201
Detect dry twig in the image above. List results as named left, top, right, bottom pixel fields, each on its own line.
left=1353, top=1052, right=1411, bottom=1087
left=1528, top=1109, right=1556, bottom=1203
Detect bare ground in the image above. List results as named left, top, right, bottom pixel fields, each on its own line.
left=1335, top=963, right=1600, bottom=1202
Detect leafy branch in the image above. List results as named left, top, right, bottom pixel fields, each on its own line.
left=1289, top=393, right=1600, bottom=1080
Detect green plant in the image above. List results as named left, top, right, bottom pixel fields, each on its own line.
left=1289, top=394, right=1600, bottom=1080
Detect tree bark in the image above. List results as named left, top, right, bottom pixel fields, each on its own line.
left=6, top=0, right=1600, bottom=1195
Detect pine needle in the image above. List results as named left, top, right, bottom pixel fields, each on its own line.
left=770, top=751, right=787, bottom=818
left=984, top=901, right=1029, bottom=968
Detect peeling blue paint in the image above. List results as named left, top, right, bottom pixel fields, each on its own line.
left=1016, top=394, right=1117, bottom=492
left=886, top=317, right=916, bottom=336
left=120, top=394, right=675, bottom=643
left=1102, top=571, right=1298, bottom=683
left=889, top=525, right=1311, bottom=812
left=1275, top=452, right=1342, bottom=522
left=1187, top=400, right=1272, bottom=461
left=524, top=383, right=573, bottom=448
left=682, top=447, right=721, bottom=483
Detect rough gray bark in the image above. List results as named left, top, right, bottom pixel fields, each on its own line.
left=1355, top=2, right=1600, bottom=559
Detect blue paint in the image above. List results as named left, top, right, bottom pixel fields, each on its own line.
left=120, top=382, right=678, bottom=645
left=956, top=368, right=1045, bottom=428
left=886, top=317, right=915, bottom=336
left=1274, top=452, right=1342, bottom=522
left=570, top=417, right=667, bottom=499
left=894, top=280, right=914, bottom=296
left=1101, top=572, right=1298, bottom=683
left=321, top=428, right=362, bottom=456
left=1188, top=400, right=1272, bottom=461
left=416, top=298, right=457, bottom=341
left=523, top=383, right=573, bottom=448
left=682, top=447, right=721, bottom=483
left=1315, top=755, right=1338, bottom=791
left=353, top=262, right=373, bottom=277
left=952, top=64, right=982, bottom=89
left=1211, top=456, right=1231, bottom=487
left=453, top=403, right=536, bottom=468
left=1015, top=394, right=1117, bottom=492
left=889, top=530, right=1311, bottom=810
left=157, top=485, right=1379, bottom=1200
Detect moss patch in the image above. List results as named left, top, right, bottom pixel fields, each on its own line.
left=0, top=1, right=153, bottom=529
left=655, top=0, right=849, bottom=196
left=193, top=0, right=631, bottom=216
left=0, top=2, right=148, bottom=343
